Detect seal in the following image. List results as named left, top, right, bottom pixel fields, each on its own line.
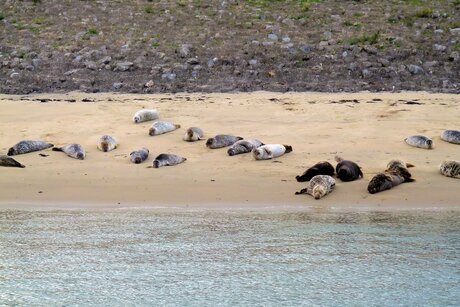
left=149, top=121, right=181, bottom=136
left=252, top=144, right=293, bottom=160
left=440, top=130, right=460, bottom=145
left=227, top=139, right=264, bottom=156
left=367, top=160, right=415, bottom=194
left=7, top=140, right=53, bottom=156
left=97, top=135, right=118, bottom=152
left=0, top=155, right=25, bottom=168
left=52, top=144, right=85, bottom=160
left=386, top=159, right=414, bottom=170
left=439, top=160, right=460, bottom=178
left=133, top=109, right=159, bottom=124
left=130, top=148, right=149, bottom=164
left=153, top=153, right=186, bottom=168
left=183, top=127, right=204, bottom=142
left=295, top=175, right=336, bottom=199
left=206, top=135, right=243, bottom=149
left=295, top=161, right=335, bottom=182
left=335, top=156, right=363, bottom=182
left=405, top=135, right=433, bottom=149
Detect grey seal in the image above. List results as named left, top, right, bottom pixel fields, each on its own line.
left=227, top=139, right=264, bottom=156
left=52, top=144, right=85, bottom=160
left=295, top=175, right=336, bottom=199
left=252, top=144, right=293, bottom=160
left=440, top=130, right=460, bottom=145
left=133, top=109, right=160, bottom=123
left=296, top=161, right=335, bottom=182
left=149, top=121, right=181, bottom=136
left=439, top=160, right=460, bottom=178
left=367, top=160, right=415, bottom=194
left=335, top=156, right=363, bottom=182
left=153, top=153, right=186, bottom=168
left=130, top=148, right=149, bottom=164
left=206, top=135, right=243, bottom=149
left=183, top=127, right=204, bottom=142
left=97, top=135, right=118, bottom=152
left=7, top=140, right=53, bottom=156
left=0, top=155, right=25, bottom=168
left=405, top=135, right=433, bottom=149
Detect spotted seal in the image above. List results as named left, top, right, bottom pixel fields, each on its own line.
left=130, top=148, right=149, bottom=164
left=206, top=135, right=243, bottom=149
left=439, top=160, right=460, bottom=178
left=252, top=144, right=293, bottom=160
left=153, top=153, right=186, bottom=168
left=149, top=121, right=181, bottom=136
left=52, top=144, right=86, bottom=160
left=97, top=135, right=118, bottom=152
left=367, top=160, right=415, bottom=194
left=440, top=130, right=460, bottom=145
left=405, top=135, right=433, bottom=149
left=7, top=140, right=53, bottom=156
left=386, top=159, right=414, bottom=170
left=0, top=155, right=25, bottom=168
left=295, top=175, right=336, bottom=199
left=227, top=139, right=264, bottom=156
left=183, top=127, right=204, bottom=142
left=133, top=109, right=159, bottom=124
left=335, top=156, right=363, bottom=182
left=295, top=161, right=335, bottom=182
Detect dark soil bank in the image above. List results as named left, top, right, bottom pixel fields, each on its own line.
left=1, top=0, right=459, bottom=94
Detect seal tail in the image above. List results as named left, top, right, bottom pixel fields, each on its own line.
left=52, top=147, right=63, bottom=152
left=406, top=162, right=415, bottom=168
left=175, top=124, right=181, bottom=129
left=283, top=145, right=293, bottom=153
left=335, top=155, right=344, bottom=163
left=295, top=188, right=307, bottom=195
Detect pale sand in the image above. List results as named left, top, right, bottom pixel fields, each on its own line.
left=0, top=91, right=458, bottom=211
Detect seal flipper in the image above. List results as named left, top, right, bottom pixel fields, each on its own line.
left=295, top=188, right=308, bottom=195
left=406, top=163, right=415, bottom=168
left=52, top=147, right=63, bottom=152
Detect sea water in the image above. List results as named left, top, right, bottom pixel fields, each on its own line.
left=0, top=209, right=459, bottom=306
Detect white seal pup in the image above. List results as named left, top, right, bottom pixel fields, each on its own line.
left=439, top=160, right=460, bottom=178
left=153, top=153, right=186, bottom=168
left=440, top=130, right=460, bottom=145
left=52, top=144, right=86, bottom=160
left=149, top=121, right=181, bottom=136
left=0, top=155, right=25, bottom=168
left=130, top=148, right=149, bottom=164
left=405, top=135, right=433, bottom=149
left=252, top=144, right=293, bottom=160
left=183, top=127, right=204, bottom=142
left=7, top=140, right=53, bottom=156
left=227, top=139, right=264, bottom=156
left=133, top=109, right=159, bottom=123
left=206, top=135, right=243, bottom=149
left=97, top=135, right=118, bottom=152
left=295, top=175, right=336, bottom=200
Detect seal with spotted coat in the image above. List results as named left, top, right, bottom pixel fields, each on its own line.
left=130, top=148, right=149, bottom=164
left=440, top=130, right=460, bottom=145
left=0, top=155, right=25, bottom=168
left=439, top=160, right=460, bottom=178
left=405, top=135, right=433, bottom=149
left=295, top=175, right=336, bottom=199
left=153, top=153, right=186, bottom=168
left=227, top=139, right=264, bottom=156
left=52, top=144, right=86, bottom=160
left=367, top=160, right=415, bottom=194
left=252, top=144, right=292, bottom=160
left=8, top=140, right=53, bottom=156
left=206, top=135, right=243, bottom=149
left=183, top=127, right=204, bottom=142
left=97, top=135, right=118, bottom=152
left=149, top=121, right=181, bottom=136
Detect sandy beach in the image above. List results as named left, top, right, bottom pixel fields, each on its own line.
left=0, top=91, right=458, bottom=210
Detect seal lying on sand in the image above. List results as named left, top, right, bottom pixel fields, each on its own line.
left=153, top=153, right=186, bottom=168
left=227, top=139, right=264, bottom=156
left=252, top=144, right=292, bottom=160
left=386, top=159, right=414, bottom=170
left=133, top=109, right=159, bottom=123
left=206, top=135, right=243, bottom=149
left=335, top=156, right=363, bottom=182
left=367, top=160, right=415, bottom=194
left=130, top=148, right=149, bottom=164
left=7, top=140, right=53, bottom=156
left=52, top=144, right=85, bottom=160
left=295, top=175, right=336, bottom=200
left=296, top=161, right=335, bottom=182
left=183, top=127, right=204, bottom=142
left=439, top=160, right=460, bottom=178
left=0, top=155, right=25, bottom=168
left=405, top=135, right=433, bottom=149
left=97, top=135, right=118, bottom=152
left=149, top=121, right=181, bottom=136
left=440, top=130, right=460, bottom=145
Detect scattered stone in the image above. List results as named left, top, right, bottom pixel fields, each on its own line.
left=268, top=33, right=278, bottom=41
left=323, top=31, right=332, bottom=41
left=363, top=45, right=378, bottom=55
left=161, top=73, right=176, bottom=81
left=98, top=56, right=112, bottom=65
left=64, top=69, right=80, bottom=76
left=249, top=59, right=258, bottom=65
left=361, top=69, right=371, bottom=78
left=450, top=28, right=460, bottom=35
left=179, top=44, right=193, bottom=58
left=449, top=52, right=460, bottom=62
left=207, top=57, right=218, bottom=68
left=84, top=61, right=98, bottom=70
left=433, top=44, right=447, bottom=52
left=408, top=64, right=424, bottom=75
left=434, top=29, right=444, bottom=34
left=186, top=58, right=199, bottom=65
left=282, top=36, right=291, bottom=43
left=32, top=58, right=42, bottom=67
left=145, top=80, right=155, bottom=88
left=115, top=61, right=133, bottom=71
left=112, top=82, right=123, bottom=89
left=10, top=72, right=20, bottom=78
left=262, top=41, right=275, bottom=47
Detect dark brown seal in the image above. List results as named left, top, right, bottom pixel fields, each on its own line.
left=335, top=156, right=363, bottom=182
left=367, top=161, right=415, bottom=194
left=296, top=161, right=335, bottom=182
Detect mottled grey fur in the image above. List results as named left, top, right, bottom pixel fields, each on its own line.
left=227, top=139, right=264, bottom=156
left=130, top=148, right=149, bottom=164
left=7, top=140, right=53, bottom=156
left=405, top=135, right=433, bottom=149
left=52, top=144, right=85, bottom=160
left=440, top=130, right=460, bottom=145
left=0, top=155, right=25, bottom=168
left=295, top=175, right=336, bottom=199
left=206, top=135, right=243, bottom=149
left=153, top=153, right=186, bottom=168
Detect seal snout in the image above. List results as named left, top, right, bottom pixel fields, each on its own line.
left=153, top=160, right=160, bottom=168
left=77, top=153, right=84, bottom=160
left=134, top=157, right=142, bottom=164
left=7, top=148, right=14, bottom=156
left=149, top=128, right=156, bottom=136
left=427, top=139, right=433, bottom=149
left=227, top=149, right=235, bottom=156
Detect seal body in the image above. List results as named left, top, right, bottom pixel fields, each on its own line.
left=98, top=135, right=118, bottom=152
left=0, top=155, right=25, bottom=168
left=183, top=127, right=204, bottom=142
left=52, top=144, right=85, bottom=160
left=227, top=139, right=264, bottom=156
left=439, top=160, right=460, bottom=178
left=153, top=153, right=186, bottom=168
left=206, top=135, right=243, bottom=149
left=405, top=135, right=433, bottom=149
left=296, top=161, right=335, bottom=182
left=295, top=175, right=336, bottom=199
left=149, top=121, right=181, bottom=136
left=133, top=109, right=159, bottom=123
left=252, top=144, right=293, bottom=160
left=335, top=156, right=363, bottom=182
left=7, top=140, right=53, bottom=156
left=387, top=159, right=414, bottom=170
left=130, top=148, right=149, bottom=164
left=440, top=130, right=460, bottom=145
left=367, top=161, right=415, bottom=194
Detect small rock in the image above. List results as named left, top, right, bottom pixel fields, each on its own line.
left=424, top=61, right=439, bottom=68
left=282, top=36, right=291, bottom=43
left=145, top=80, right=155, bottom=88
left=207, top=57, right=218, bottom=68
left=262, top=41, right=274, bottom=47
left=363, top=45, right=378, bottom=55
left=73, top=55, right=83, bottom=63
left=112, top=82, right=123, bottom=90
left=299, top=45, right=311, bottom=54
left=115, top=61, right=133, bottom=71
left=408, top=64, right=424, bottom=75
left=191, top=70, right=199, bottom=79
left=64, top=69, right=80, bottom=76
left=361, top=69, right=371, bottom=78
left=24, top=65, right=34, bottom=71
left=179, top=44, right=193, bottom=58
left=268, top=33, right=278, bottom=41
left=32, top=58, right=42, bottom=67
left=282, top=18, right=295, bottom=27
left=84, top=61, right=97, bottom=70
left=342, top=51, right=348, bottom=58
left=249, top=59, right=258, bottom=65
left=193, top=65, right=202, bottom=71
left=161, top=73, right=176, bottom=81
left=323, top=31, right=332, bottom=41
left=434, top=29, right=444, bottom=34
left=98, top=56, right=112, bottom=65
left=251, top=40, right=260, bottom=46
left=318, top=41, right=329, bottom=47
left=186, top=58, right=199, bottom=65
left=433, top=44, right=447, bottom=52
left=449, top=51, right=460, bottom=62
left=10, top=72, right=20, bottom=78
left=449, top=28, right=460, bottom=35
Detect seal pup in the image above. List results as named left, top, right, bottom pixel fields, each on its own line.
left=97, top=135, right=118, bottom=152
left=153, top=153, right=186, bottom=168
left=405, top=135, right=433, bottom=149
left=335, top=156, right=363, bottom=182
left=227, top=139, right=264, bottom=156
left=206, top=135, right=243, bottom=149
left=440, top=130, right=460, bottom=145
left=296, top=161, right=335, bottom=182
left=386, top=159, right=414, bottom=170
left=149, top=121, right=181, bottom=136
left=52, top=144, right=86, bottom=160
left=7, top=140, right=53, bottom=156
left=252, top=144, right=293, bottom=160
left=367, top=160, right=415, bottom=194
left=130, top=148, right=149, bottom=164
left=183, top=127, right=204, bottom=142
left=439, top=160, right=460, bottom=178
left=133, top=109, right=159, bottom=123
left=295, top=175, right=336, bottom=200
left=0, top=155, right=25, bottom=168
